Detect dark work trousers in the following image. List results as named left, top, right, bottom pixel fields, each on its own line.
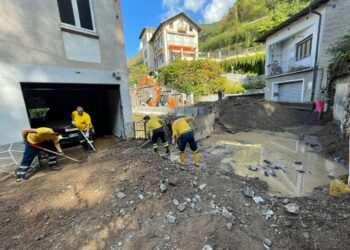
left=16, top=141, right=57, bottom=179
left=151, top=127, right=169, bottom=153
left=177, top=130, right=198, bottom=153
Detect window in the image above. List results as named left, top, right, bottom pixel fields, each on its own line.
left=57, top=0, right=95, bottom=32
left=169, top=22, right=173, bottom=29
left=189, top=26, right=193, bottom=32
left=296, top=35, right=312, bottom=61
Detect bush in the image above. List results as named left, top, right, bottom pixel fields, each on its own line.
left=159, top=59, right=225, bottom=97
left=223, top=83, right=245, bottom=94
left=244, top=80, right=266, bottom=90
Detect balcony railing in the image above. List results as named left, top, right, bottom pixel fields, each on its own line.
left=267, top=54, right=315, bottom=77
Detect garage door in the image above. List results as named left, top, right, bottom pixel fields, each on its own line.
left=278, top=81, right=303, bottom=102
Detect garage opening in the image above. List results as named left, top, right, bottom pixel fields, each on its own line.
left=278, top=81, right=303, bottom=102
left=21, top=83, right=121, bottom=145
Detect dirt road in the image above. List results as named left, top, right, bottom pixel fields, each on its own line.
left=1, top=97, right=350, bottom=250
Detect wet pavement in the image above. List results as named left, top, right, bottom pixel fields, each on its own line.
left=203, top=132, right=348, bottom=197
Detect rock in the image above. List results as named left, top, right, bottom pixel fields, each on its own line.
left=264, top=238, right=272, bottom=249
left=160, top=183, right=167, bottom=193
left=263, top=209, right=274, bottom=220
left=117, top=241, right=123, bottom=247
left=190, top=203, right=196, bottom=209
left=222, top=208, right=233, bottom=220
left=166, top=215, right=177, bottom=224
left=173, top=199, right=180, bottom=206
left=138, top=194, right=144, bottom=200
left=226, top=222, right=233, bottom=231
left=302, top=232, right=310, bottom=239
left=242, top=187, right=255, bottom=198
left=227, top=206, right=233, bottom=212
left=268, top=169, right=276, bottom=177
left=192, top=180, right=198, bottom=187
left=164, top=235, right=171, bottom=242
left=4, top=218, right=10, bottom=223
left=244, top=203, right=250, bottom=207
left=202, top=245, right=213, bottom=250
left=283, top=220, right=292, bottom=227
left=209, top=201, right=216, bottom=209
left=12, top=235, right=21, bottom=240
left=194, top=195, right=201, bottom=201
left=249, top=166, right=258, bottom=171
left=34, top=235, right=45, bottom=241
left=58, top=215, right=64, bottom=219
left=285, top=203, right=300, bottom=215
left=264, top=160, right=272, bottom=165
left=199, top=184, right=207, bottom=191
left=253, top=196, right=265, bottom=205
left=168, top=178, right=178, bottom=186
left=282, top=199, right=290, bottom=205
left=116, top=192, right=126, bottom=199
left=264, top=171, right=269, bottom=177
left=177, top=203, right=187, bottom=212
left=185, top=197, right=192, bottom=203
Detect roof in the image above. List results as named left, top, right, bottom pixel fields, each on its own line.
left=139, top=27, right=156, bottom=40
left=256, top=0, right=330, bottom=43
left=149, top=12, right=202, bottom=43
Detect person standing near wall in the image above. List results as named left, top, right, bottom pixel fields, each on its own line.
left=171, top=117, right=200, bottom=167
left=71, top=106, right=95, bottom=151
left=16, top=127, right=64, bottom=182
left=143, top=116, right=170, bottom=154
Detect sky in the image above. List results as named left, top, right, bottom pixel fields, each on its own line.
left=121, top=0, right=236, bottom=59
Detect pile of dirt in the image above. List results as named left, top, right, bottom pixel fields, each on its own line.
left=214, top=97, right=317, bottom=132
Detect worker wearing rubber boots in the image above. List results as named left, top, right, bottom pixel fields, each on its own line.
left=16, top=127, right=64, bottom=182
left=171, top=117, right=200, bottom=167
left=143, top=116, right=170, bottom=154
left=72, top=106, right=95, bottom=151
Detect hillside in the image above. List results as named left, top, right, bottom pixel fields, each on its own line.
left=199, top=0, right=312, bottom=52
left=127, top=51, right=143, bottom=68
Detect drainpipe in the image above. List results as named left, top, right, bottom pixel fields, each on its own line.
left=311, top=9, right=322, bottom=102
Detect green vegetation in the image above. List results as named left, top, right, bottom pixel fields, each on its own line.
left=127, top=51, right=143, bottom=68
left=328, top=33, right=350, bottom=80
left=159, top=59, right=227, bottom=97
left=220, top=51, right=265, bottom=75
left=128, top=64, right=147, bottom=87
left=199, top=0, right=311, bottom=52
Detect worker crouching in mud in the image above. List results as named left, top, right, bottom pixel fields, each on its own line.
left=171, top=117, right=200, bottom=167
left=16, top=127, right=64, bottom=182
left=72, top=106, right=95, bottom=151
left=143, top=116, right=170, bottom=154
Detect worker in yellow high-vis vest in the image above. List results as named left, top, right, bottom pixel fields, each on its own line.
left=71, top=106, right=95, bottom=151
left=171, top=117, right=199, bottom=167
left=143, top=116, right=170, bottom=154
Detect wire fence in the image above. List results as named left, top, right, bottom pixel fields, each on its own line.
left=0, top=143, right=24, bottom=181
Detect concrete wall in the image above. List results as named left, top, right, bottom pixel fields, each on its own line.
left=333, top=76, right=350, bottom=132
left=0, top=0, right=133, bottom=145
left=318, top=0, right=350, bottom=100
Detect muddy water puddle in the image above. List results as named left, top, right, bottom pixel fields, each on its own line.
left=203, top=132, right=347, bottom=197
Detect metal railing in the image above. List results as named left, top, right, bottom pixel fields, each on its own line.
left=267, top=53, right=315, bottom=77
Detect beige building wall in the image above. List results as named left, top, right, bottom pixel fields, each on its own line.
left=0, top=0, right=133, bottom=144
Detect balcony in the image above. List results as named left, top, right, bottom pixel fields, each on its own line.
left=267, top=53, right=315, bottom=77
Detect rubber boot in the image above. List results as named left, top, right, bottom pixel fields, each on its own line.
left=153, top=144, right=159, bottom=154
left=179, top=152, right=185, bottom=165
left=194, top=152, right=200, bottom=167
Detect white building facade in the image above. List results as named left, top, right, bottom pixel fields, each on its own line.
left=140, top=12, right=201, bottom=70
left=258, top=0, right=350, bottom=103
left=0, top=0, right=133, bottom=145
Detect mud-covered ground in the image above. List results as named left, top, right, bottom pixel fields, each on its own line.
left=212, top=96, right=348, bottom=163
left=1, top=97, right=350, bottom=250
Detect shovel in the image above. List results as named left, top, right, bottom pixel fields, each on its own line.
left=30, top=144, right=82, bottom=163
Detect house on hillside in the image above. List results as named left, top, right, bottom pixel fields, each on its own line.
left=0, top=0, right=133, bottom=145
left=257, top=0, right=350, bottom=103
left=139, top=12, right=201, bottom=71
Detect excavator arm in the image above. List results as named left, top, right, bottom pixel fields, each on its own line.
left=134, top=76, right=162, bottom=106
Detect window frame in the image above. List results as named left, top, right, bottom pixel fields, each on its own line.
left=58, top=0, right=97, bottom=35
left=295, top=35, right=312, bottom=61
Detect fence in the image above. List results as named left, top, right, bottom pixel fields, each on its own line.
left=0, top=143, right=24, bottom=181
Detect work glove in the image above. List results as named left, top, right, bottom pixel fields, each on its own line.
left=72, top=121, right=76, bottom=126
left=59, top=152, right=65, bottom=157
left=85, top=132, right=90, bottom=138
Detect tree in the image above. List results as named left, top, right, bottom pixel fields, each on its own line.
left=128, top=64, right=148, bottom=87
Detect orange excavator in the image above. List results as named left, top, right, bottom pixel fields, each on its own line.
left=134, top=75, right=176, bottom=107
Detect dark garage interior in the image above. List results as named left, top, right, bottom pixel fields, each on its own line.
left=21, top=83, right=121, bottom=142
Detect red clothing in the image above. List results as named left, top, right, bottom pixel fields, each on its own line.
left=315, top=100, right=325, bottom=112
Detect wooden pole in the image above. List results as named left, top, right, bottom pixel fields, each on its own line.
left=29, top=144, right=82, bottom=163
